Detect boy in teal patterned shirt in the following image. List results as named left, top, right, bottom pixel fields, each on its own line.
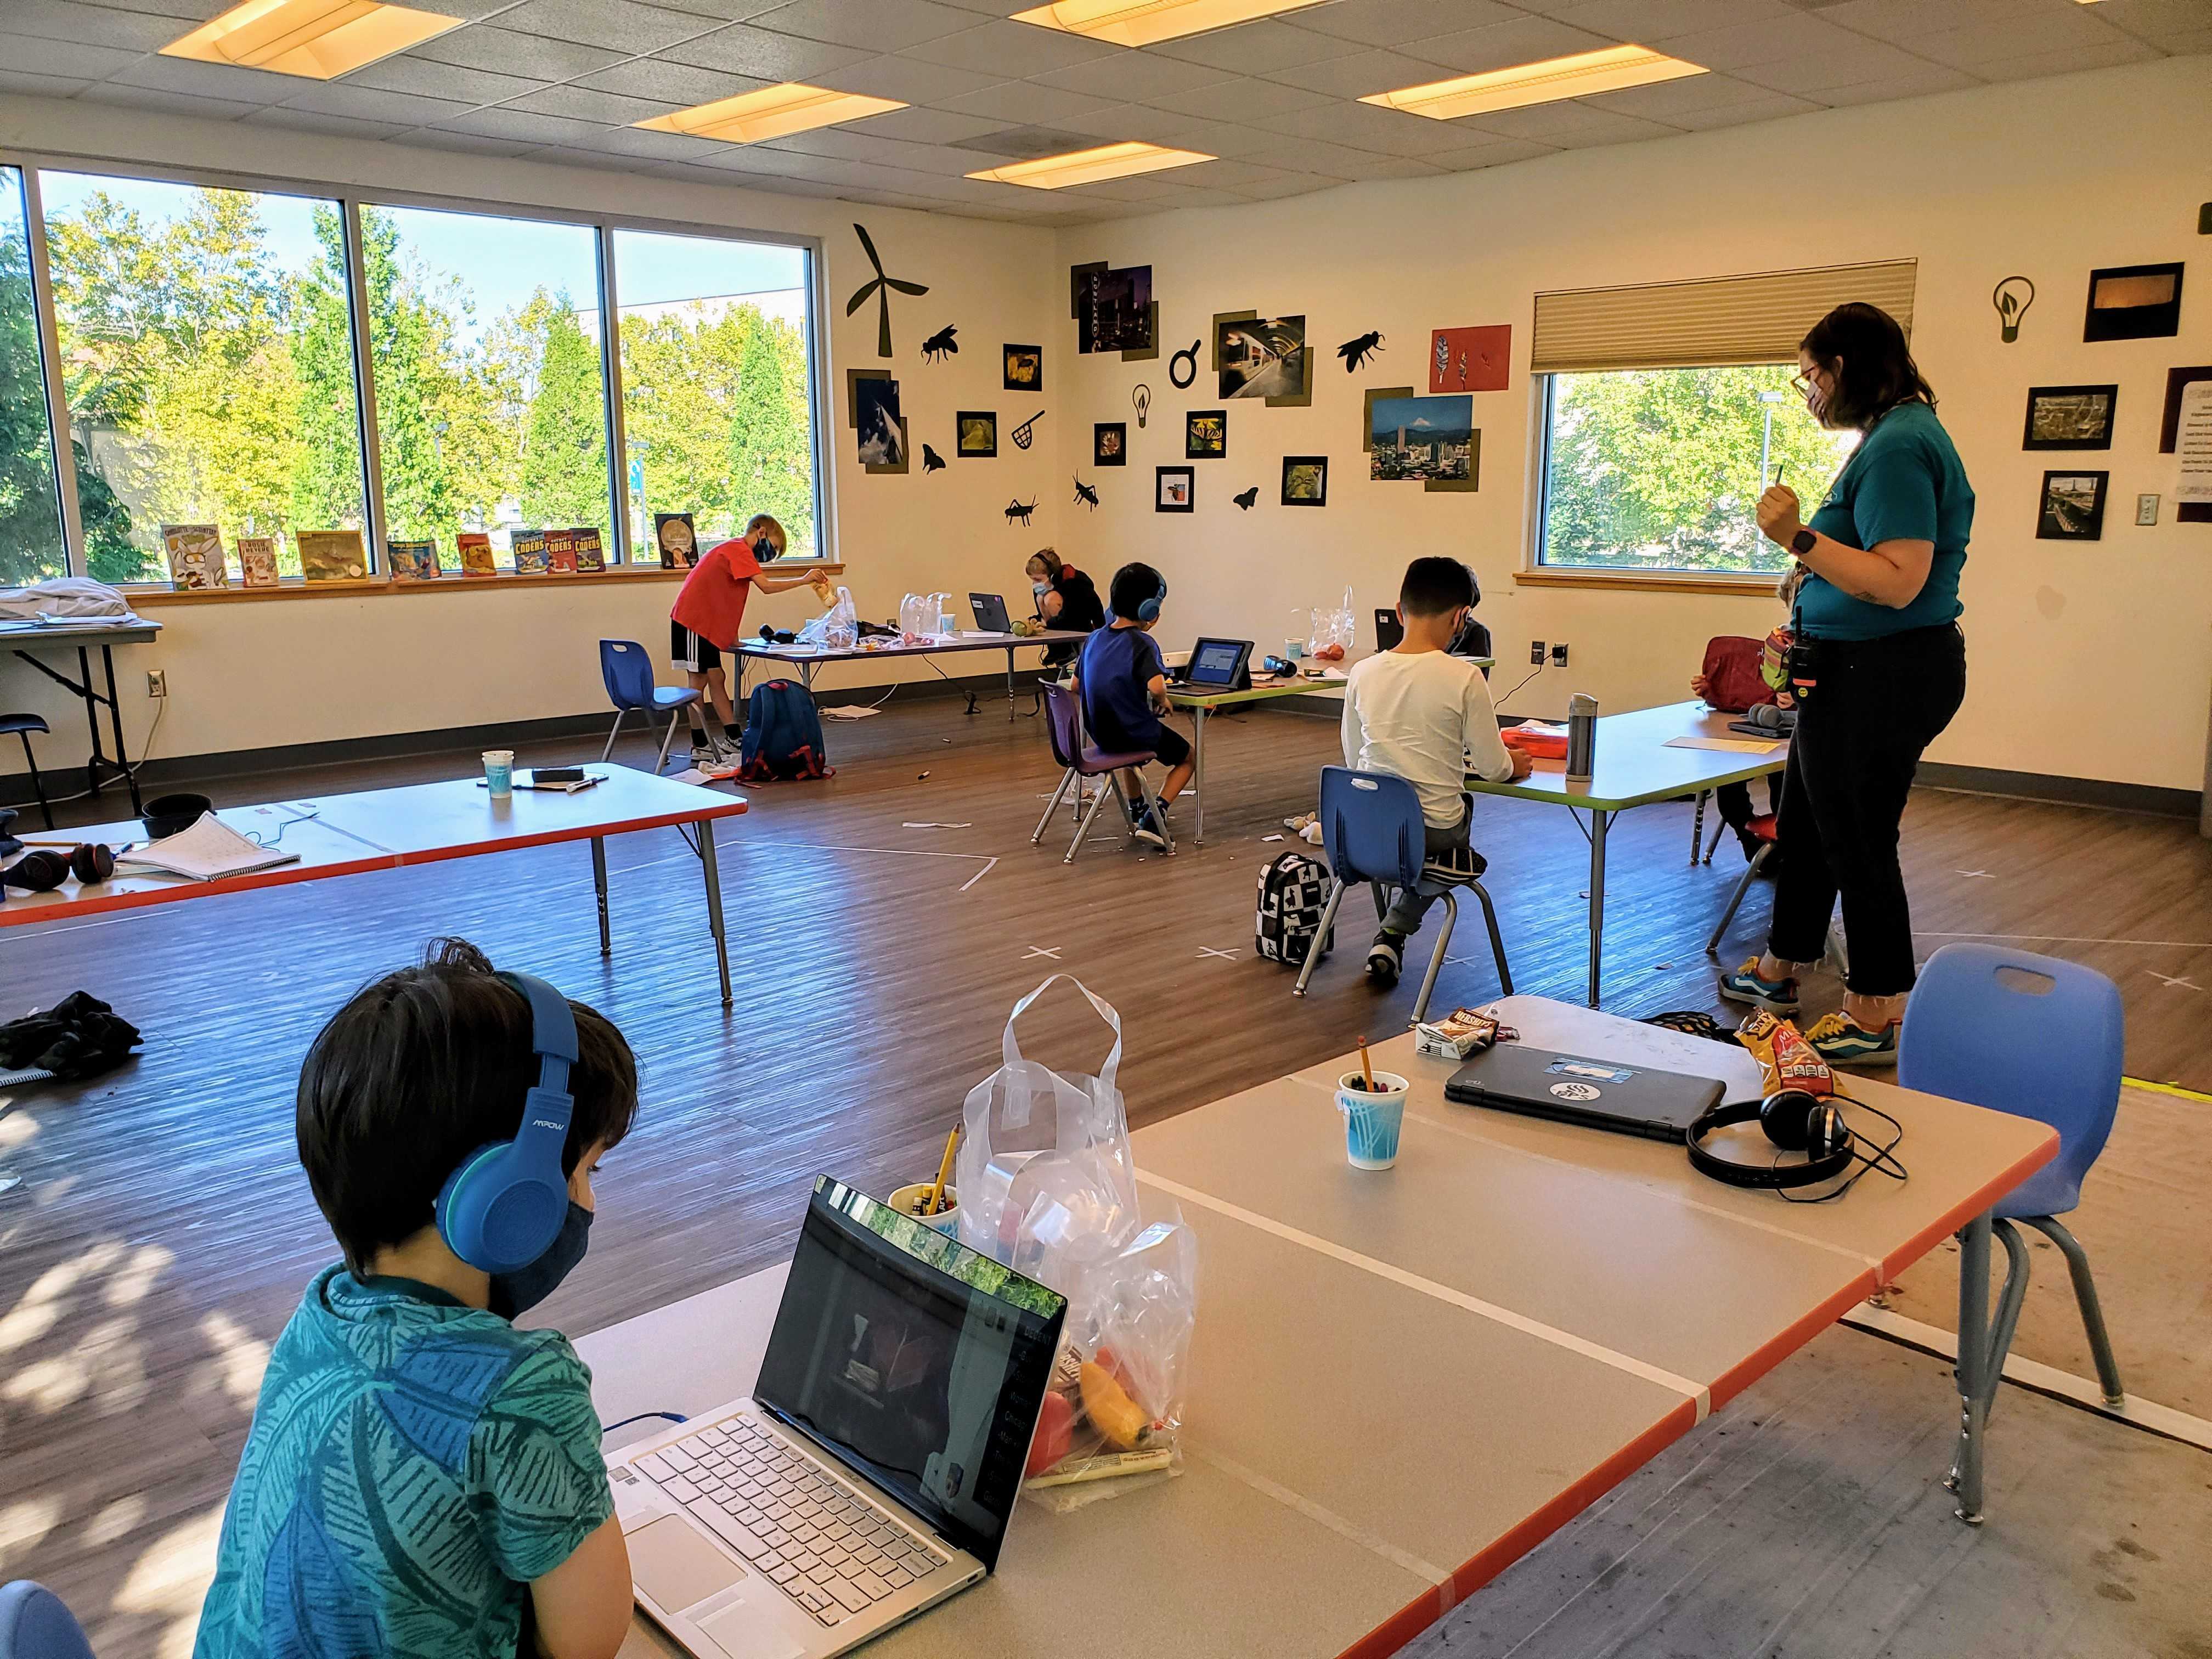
left=195, top=940, right=639, bottom=1659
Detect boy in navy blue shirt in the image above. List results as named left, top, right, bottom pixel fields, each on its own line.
left=1074, top=561, right=1194, bottom=849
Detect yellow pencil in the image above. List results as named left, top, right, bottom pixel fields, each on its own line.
left=927, top=1125, right=961, bottom=1215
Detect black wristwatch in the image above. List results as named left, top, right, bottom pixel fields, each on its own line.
left=1790, top=526, right=1818, bottom=556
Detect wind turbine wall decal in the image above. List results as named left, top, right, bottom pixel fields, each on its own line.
left=847, top=223, right=927, bottom=358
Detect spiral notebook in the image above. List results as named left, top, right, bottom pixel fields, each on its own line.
left=115, top=814, right=300, bottom=881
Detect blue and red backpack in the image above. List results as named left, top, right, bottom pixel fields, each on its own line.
left=738, top=679, right=834, bottom=782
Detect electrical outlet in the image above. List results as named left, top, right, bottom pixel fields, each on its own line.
left=1550, top=642, right=1569, bottom=668
left=146, top=669, right=167, bottom=698
left=1529, top=640, right=1546, bottom=665
left=2136, top=494, right=2160, bottom=526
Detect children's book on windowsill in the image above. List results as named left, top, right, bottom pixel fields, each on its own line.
left=161, top=523, right=227, bottom=590
left=388, top=538, right=439, bottom=582
left=544, top=527, right=578, bottom=574
left=298, top=528, right=369, bottom=582
left=235, top=535, right=279, bottom=588
left=572, top=526, right=606, bottom=573
left=458, top=531, right=496, bottom=577
left=511, top=529, right=548, bottom=576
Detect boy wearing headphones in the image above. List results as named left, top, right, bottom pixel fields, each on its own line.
left=195, top=940, right=639, bottom=1659
left=670, top=513, right=836, bottom=766
left=1072, top=561, right=1194, bottom=849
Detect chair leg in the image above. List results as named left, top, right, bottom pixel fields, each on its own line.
left=654, top=710, right=683, bottom=774
left=2017, top=1216, right=2125, bottom=1405
left=1409, top=890, right=1459, bottom=1025
left=19, top=732, right=54, bottom=830
left=1032, top=768, right=1076, bottom=844
left=1702, top=812, right=1728, bottom=865
left=601, top=709, right=626, bottom=764
left=1138, top=773, right=1173, bottom=855
left=1979, top=1218, right=2033, bottom=1429
left=1705, top=844, right=1771, bottom=956
left=1371, top=881, right=1390, bottom=921
left=1469, top=878, right=1513, bottom=996
left=1066, top=775, right=1116, bottom=864
left=1689, top=790, right=1707, bottom=865
left=1295, top=879, right=1347, bottom=999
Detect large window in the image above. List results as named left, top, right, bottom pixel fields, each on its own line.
left=369, top=206, right=611, bottom=568
left=41, top=171, right=369, bottom=583
left=613, top=229, right=816, bottom=559
left=0, top=166, right=67, bottom=586
left=1538, top=365, right=1857, bottom=577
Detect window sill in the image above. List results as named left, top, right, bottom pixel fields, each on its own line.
left=126, top=562, right=842, bottom=608
left=1514, top=567, right=1782, bottom=597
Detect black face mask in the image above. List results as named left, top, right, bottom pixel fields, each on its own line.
left=753, top=535, right=776, bottom=563
left=489, top=1202, right=593, bottom=1319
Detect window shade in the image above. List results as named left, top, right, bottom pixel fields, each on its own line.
left=1530, top=260, right=1916, bottom=374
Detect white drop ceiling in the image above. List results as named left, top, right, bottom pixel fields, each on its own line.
left=0, top=0, right=2202, bottom=225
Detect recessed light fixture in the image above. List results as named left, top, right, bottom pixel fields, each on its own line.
left=162, top=0, right=462, bottom=80
left=636, top=83, right=908, bottom=145
left=1009, top=0, right=1324, bottom=49
left=1360, top=45, right=1707, bottom=121
left=966, top=141, right=1215, bottom=189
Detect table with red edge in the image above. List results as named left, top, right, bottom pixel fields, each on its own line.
left=0, top=767, right=749, bottom=1005
left=600, top=995, right=2053, bottom=1659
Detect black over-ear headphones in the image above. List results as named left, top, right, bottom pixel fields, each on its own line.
left=2, top=844, right=116, bottom=891
left=1686, top=1088, right=1853, bottom=1189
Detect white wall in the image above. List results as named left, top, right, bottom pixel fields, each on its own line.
left=1052, top=58, right=2211, bottom=796
left=0, top=93, right=1066, bottom=768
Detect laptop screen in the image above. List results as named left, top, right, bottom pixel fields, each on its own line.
left=969, top=593, right=1012, bottom=633
left=1186, top=638, right=1246, bottom=686
left=754, top=1177, right=1067, bottom=1572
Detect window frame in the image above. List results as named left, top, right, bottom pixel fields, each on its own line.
left=0, top=145, right=833, bottom=588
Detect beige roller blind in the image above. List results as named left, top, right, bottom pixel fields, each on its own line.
left=1531, top=260, right=1917, bottom=374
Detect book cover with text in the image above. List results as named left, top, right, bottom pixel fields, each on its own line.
left=298, top=528, right=368, bottom=582
left=655, top=512, right=696, bottom=568
left=512, top=529, right=548, bottom=575
left=161, top=523, right=227, bottom=589
left=544, top=527, right=578, bottom=574
left=235, top=536, right=279, bottom=587
left=572, top=527, right=606, bottom=573
left=388, top=538, right=440, bottom=581
left=458, top=531, right=495, bottom=576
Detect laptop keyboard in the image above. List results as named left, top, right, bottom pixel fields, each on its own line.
left=631, top=1414, right=952, bottom=1628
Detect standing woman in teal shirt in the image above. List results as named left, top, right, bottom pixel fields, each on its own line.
left=1719, top=303, right=1971, bottom=1066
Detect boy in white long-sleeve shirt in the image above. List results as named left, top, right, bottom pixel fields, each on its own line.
left=1341, top=557, right=1530, bottom=985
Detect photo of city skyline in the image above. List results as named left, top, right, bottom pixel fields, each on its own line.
left=1370, top=394, right=1474, bottom=482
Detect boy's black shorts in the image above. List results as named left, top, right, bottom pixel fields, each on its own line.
left=672, top=622, right=723, bottom=674
left=1150, top=724, right=1190, bottom=768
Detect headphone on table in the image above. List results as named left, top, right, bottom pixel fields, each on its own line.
left=1136, top=572, right=1167, bottom=624
left=1686, top=1086, right=1906, bottom=1200
left=435, top=970, right=579, bottom=1272
left=2, top=843, right=116, bottom=891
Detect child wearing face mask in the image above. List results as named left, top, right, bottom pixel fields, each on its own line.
left=1025, top=547, right=1104, bottom=670
left=195, top=939, right=640, bottom=1659
left=671, top=513, right=835, bottom=766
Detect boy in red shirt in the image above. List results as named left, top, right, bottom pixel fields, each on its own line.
left=670, top=514, right=833, bottom=763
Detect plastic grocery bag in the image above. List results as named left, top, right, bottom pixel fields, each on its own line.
left=899, top=591, right=950, bottom=641
left=1306, top=584, right=1357, bottom=659
left=799, top=585, right=857, bottom=650
left=955, top=977, right=1198, bottom=1505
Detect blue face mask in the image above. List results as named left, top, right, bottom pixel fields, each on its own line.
left=489, top=1201, right=592, bottom=1319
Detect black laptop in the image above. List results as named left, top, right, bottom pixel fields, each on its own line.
left=1168, top=636, right=1253, bottom=691
left=970, top=592, right=1014, bottom=633
left=1443, top=1044, right=1726, bottom=1142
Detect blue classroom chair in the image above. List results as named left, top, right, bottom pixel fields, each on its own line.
left=598, top=640, right=701, bottom=773
left=1294, top=766, right=1511, bottom=1024
left=0, top=1582, right=95, bottom=1659
left=1900, top=944, right=2127, bottom=1414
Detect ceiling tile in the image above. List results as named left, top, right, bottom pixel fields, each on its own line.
left=402, top=127, right=544, bottom=157
left=823, top=52, right=1005, bottom=103
left=1813, top=64, right=1978, bottom=104
left=1149, top=19, right=1362, bottom=74
left=1544, top=0, right=1796, bottom=42
left=1576, top=67, right=1786, bottom=117
left=1418, top=135, right=1560, bottom=170
left=1136, top=183, right=1252, bottom=208
left=0, top=32, right=143, bottom=80
left=103, top=52, right=297, bottom=101
left=517, top=82, right=676, bottom=123
left=1263, top=47, right=1466, bottom=98
left=1662, top=91, right=1822, bottom=128
left=4, top=1, right=184, bottom=52
left=1027, top=48, right=1238, bottom=101
left=1170, top=157, right=1316, bottom=190
left=1146, top=74, right=1335, bottom=121
left=244, top=106, right=412, bottom=140
left=932, top=78, right=1119, bottom=123
left=515, top=144, right=639, bottom=176
left=645, top=0, right=789, bottom=15
left=585, top=122, right=729, bottom=159
left=1406, top=15, right=1622, bottom=75
left=901, top=19, right=1121, bottom=76
left=1138, top=118, right=1286, bottom=158
left=660, top=21, right=872, bottom=78
left=1226, top=173, right=1337, bottom=201
left=1649, top=14, right=1874, bottom=70
left=1731, top=38, right=1952, bottom=93
left=345, top=55, right=545, bottom=104
left=410, top=26, right=628, bottom=80
left=492, top=0, right=724, bottom=57
left=65, top=0, right=229, bottom=16
left=1968, top=36, right=2163, bottom=79
left=1043, top=101, right=1214, bottom=143
left=1906, top=9, right=2138, bottom=70
left=1291, top=0, right=1525, bottom=46
left=573, top=57, right=771, bottom=103
left=277, top=82, right=479, bottom=124
left=433, top=105, right=620, bottom=144
left=0, top=68, right=93, bottom=98
left=2094, top=0, right=2212, bottom=47
left=841, top=104, right=1007, bottom=143
left=1457, top=100, right=1682, bottom=143
left=2140, top=26, right=2212, bottom=52
left=75, top=82, right=260, bottom=120
left=1253, top=97, right=1487, bottom=156
left=1809, top=0, right=2045, bottom=44
left=1250, top=133, right=1429, bottom=178
left=751, top=0, right=980, bottom=51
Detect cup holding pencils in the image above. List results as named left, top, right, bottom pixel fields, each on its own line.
left=890, top=1125, right=962, bottom=1235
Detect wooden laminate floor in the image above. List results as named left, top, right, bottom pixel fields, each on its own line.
left=3, top=693, right=2209, bottom=1659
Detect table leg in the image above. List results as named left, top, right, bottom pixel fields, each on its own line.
left=100, top=646, right=142, bottom=814
left=590, top=836, right=611, bottom=956
left=1006, top=647, right=1016, bottom=721
left=1951, top=1213, right=1991, bottom=1523
left=1191, top=704, right=1206, bottom=847
left=77, top=646, right=105, bottom=800
left=697, top=817, right=732, bottom=1008
left=1585, top=809, right=1610, bottom=1007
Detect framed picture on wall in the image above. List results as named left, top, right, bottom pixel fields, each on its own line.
left=1002, top=343, right=1042, bottom=391
left=2036, top=470, right=2108, bottom=540
left=2082, top=263, right=2183, bottom=341
left=1280, top=454, right=1328, bottom=507
left=1094, top=421, right=1126, bottom=466
left=956, top=410, right=997, bottom=458
left=1155, top=465, right=1194, bottom=512
left=1184, top=409, right=1226, bottom=459
left=2022, top=385, right=2117, bottom=449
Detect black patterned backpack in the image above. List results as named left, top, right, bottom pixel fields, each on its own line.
left=1255, top=850, right=1335, bottom=967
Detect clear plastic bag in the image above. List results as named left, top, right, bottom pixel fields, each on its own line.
left=1306, top=584, right=1357, bottom=659
left=800, top=585, right=857, bottom=649
left=899, top=591, right=949, bottom=642
left=954, top=977, right=1198, bottom=1505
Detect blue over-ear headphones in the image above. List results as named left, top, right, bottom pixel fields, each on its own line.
left=1137, top=573, right=1167, bottom=624
left=435, top=971, right=579, bottom=1273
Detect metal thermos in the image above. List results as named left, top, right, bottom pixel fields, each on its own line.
left=1565, top=693, right=1598, bottom=781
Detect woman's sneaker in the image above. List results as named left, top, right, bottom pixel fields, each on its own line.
left=1366, top=932, right=1404, bottom=986
left=1717, top=958, right=1799, bottom=1014
left=1803, top=1012, right=1900, bottom=1069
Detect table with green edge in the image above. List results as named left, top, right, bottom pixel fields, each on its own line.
left=1464, top=699, right=1790, bottom=1008
left=1168, top=661, right=1494, bottom=847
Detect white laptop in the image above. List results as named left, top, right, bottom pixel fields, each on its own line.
left=610, top=1176, right=1067, bottom=1659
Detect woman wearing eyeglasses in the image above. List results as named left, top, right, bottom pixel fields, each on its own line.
left=1718, top=302, right=1971, bottom=1068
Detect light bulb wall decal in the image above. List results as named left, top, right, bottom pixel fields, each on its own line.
left=1993, top=275, right=2035, bottom=343
left=1133, top=383, right=1152, bottom=428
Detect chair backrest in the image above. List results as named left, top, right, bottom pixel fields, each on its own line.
left=1318, top=765, right=1426, bottom=890
left=599, top=640, right=658, bottom=712
left=1899, top=943, right=2123, bottom=1212
left=1041, top=682, right=1083, bottom=770
left=0, top=1582, right=96, bottom=1659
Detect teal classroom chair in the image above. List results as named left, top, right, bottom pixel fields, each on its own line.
left=1294, top=766, right=1510, bottom=1024
left=598, top=640, right=701, bottom=773
left=0, top=1582, right=95, bottom=1659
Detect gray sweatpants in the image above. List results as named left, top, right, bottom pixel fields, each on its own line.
left=1380, top=805, right=1471, bottom=938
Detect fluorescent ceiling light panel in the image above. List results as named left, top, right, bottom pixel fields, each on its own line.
left=1361, top=45, right=1707, bottom=121
left=966, top=141, right=1214, bottom=189
left=162, top=0, right=462, bottom=79
left=636, top=84, right=907, bottom=144
left=1010, top=0, right=1325, bottom=49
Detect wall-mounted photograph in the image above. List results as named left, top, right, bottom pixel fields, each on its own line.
left=1185, top=410, right=1226, bottom=459
left=1218, top=314, right=1308, bottom=400
left=2023, top=385, right=2117, bottom=449
left=956, top=410, right=997, bottom=458
left=1369, top=394, right=1474, bottom=481
left=2082, top=262, right=2183, bottom=341
left=1094, top=421, right=1127, bottom=467
left=854, top=374, right=906, bottom=470
left=1281, top=455, right=1328, bottom=507
left=2037, top=470, right=2109, bottom=539
left=1074, top=262, right=1155, bottom=355
left=1156, top=465, right=1194, bottom=512
left=1003, top=343, right=1042, bottom=391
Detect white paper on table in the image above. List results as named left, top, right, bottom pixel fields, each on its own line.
left=1664, top=735, right=1785, bottom=754
left=2176, top=380, right=2212, bottom=505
